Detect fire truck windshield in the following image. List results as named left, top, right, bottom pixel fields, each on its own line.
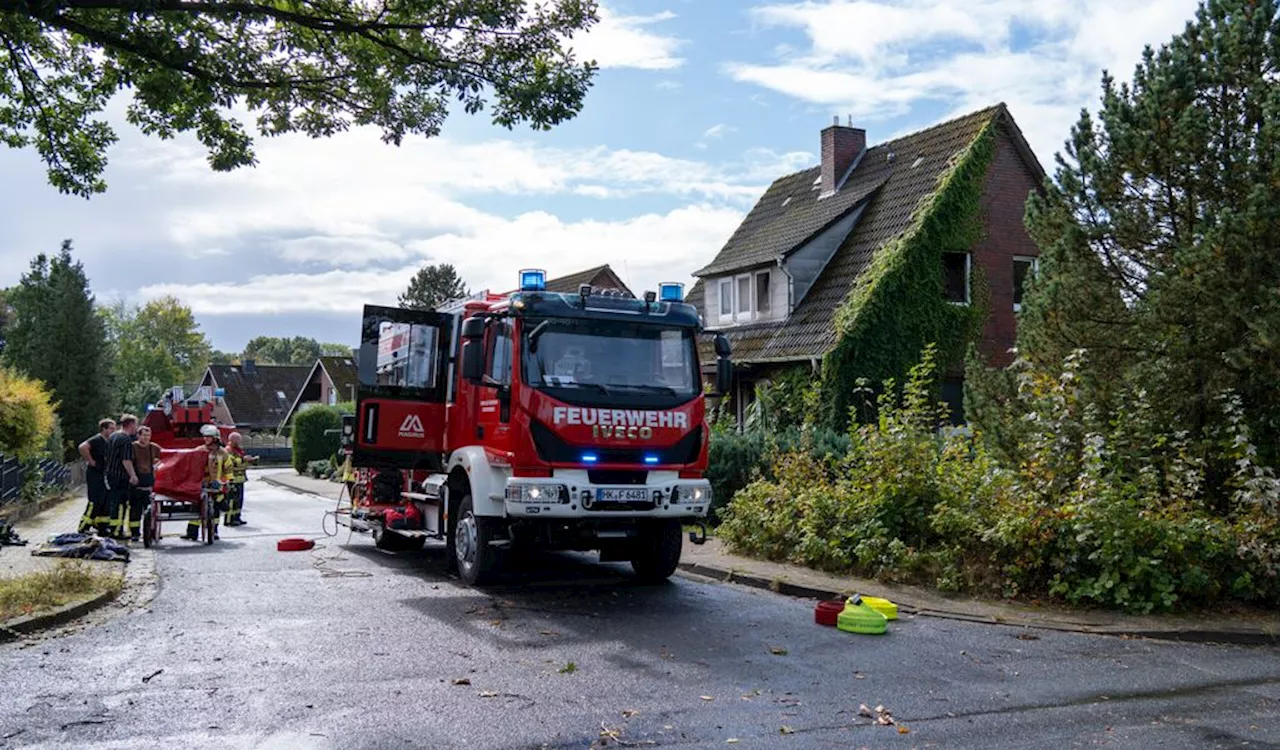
left=521, top=318, right=699, bottom=408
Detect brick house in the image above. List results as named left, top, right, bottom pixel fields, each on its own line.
left=278, top=354, right=359, bottom=430
left=684, top=104, right=1046, bottom=424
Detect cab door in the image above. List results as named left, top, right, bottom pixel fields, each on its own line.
left=353, top=304, right=454, bottom=470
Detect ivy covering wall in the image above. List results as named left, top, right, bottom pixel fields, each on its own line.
left=816, top=121, right=996, bottom=428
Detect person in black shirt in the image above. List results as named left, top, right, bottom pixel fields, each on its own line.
left=77, top=418, right=116, bottom=534
left=102, top=414, right=140, bottom=540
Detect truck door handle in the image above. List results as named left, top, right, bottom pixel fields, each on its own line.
left=363, top=403, right=379, bottom=444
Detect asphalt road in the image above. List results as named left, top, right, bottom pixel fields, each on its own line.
left=2, top=470, right=1278, bottom=750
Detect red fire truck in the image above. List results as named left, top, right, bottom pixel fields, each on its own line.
left=341, top=270, right=732, bottom=585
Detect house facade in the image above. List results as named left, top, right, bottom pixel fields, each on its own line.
left=685, top=104, right=1046, bottom=425
left=199, top=360, right=311, bottom=434
left=278, top=354, right=359, bottom=430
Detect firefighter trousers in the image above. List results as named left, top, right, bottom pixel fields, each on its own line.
left=223, top=482, right=244, bottom=526
left=186, top=492, right=226, bottom=539
left=80, top=470, right=107, bottom=533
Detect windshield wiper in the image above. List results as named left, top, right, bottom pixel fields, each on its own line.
left=541, top=379, right=610, bottom=395
left=607, top=383, right=681, bottom=396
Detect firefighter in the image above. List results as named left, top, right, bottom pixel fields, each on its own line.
left=77, top=419, right=115, bottom=534
left=184, top=425, right=232, bottom=541
left=223, top=432, right=258, bottom=526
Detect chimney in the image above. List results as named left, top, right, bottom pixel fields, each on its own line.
left=820, top=115, right=866, bottom=196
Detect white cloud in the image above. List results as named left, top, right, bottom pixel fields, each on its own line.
left=729, top=0, right=1201, bottom=161
left=138, top=204, right=743, bottom=316
left=573, top=6, right=685, bottom=70
left=703, top=124, right=734, bottom=140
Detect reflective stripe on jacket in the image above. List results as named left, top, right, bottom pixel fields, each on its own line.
left=227, top=446, right=249, bottom=484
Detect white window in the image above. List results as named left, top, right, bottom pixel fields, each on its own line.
left=736, top=275, right=751, bottom=315
left=755, top=271, right=771, bottom=315
left=1013, top=255, right=1039, bottom=312
left=714, top=270, right=777, bottom=324
left=943, top=252, right=970, bottom=305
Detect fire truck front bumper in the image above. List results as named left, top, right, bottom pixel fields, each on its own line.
left=502, top=472, right=712, bottom=519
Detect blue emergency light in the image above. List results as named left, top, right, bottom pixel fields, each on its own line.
left=644, top=455, right=659, bottom=465
left=581, top=452, right=599, bottom=464
left=519, top=268, right=547, bottom=291
left=658, top=282, right=684, bottom=302
left=214, top=388, right=225, bottom=397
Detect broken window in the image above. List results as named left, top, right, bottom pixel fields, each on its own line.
left=943, top=252, right=970, bottom=304
left=1014, top=256, right=1039, bottom=311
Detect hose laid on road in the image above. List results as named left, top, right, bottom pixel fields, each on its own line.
left=306, top=480, right=372, bottom=579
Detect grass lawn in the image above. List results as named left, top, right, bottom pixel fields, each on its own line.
left=0, top=561, right=124, bottom=622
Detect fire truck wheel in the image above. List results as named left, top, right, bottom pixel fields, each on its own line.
left=630, top=520, right=683, bottom=583
left=452, top=494, right=497, bottom=586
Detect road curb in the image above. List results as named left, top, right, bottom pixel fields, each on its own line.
left=676, top=561, right=1279, bottom=647
left=0, top=587, right=119, bottom=644
left=0, top=491, right=77, bottom=529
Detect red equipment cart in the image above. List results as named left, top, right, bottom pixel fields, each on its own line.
left=143, top=448, right=220, bottom=547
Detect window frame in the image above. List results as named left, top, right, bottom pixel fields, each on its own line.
left=484, top=320, right=513, bottom=387
left=754, top=270, right=771, bottom=317
left=717, top=278, right=734, bottom=322
left=1013, top=255, right=1039, bottom=312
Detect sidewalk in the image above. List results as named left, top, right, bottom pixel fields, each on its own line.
left=261, top=470, right=347, bottom=499
left=1, top=492, right=127, bottom=580
left=680, top=538, right=1280, bottom=645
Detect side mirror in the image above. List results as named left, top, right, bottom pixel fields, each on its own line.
left=714, top=333, right=732, bottom=358
left=461, top=340, right=484, bottom=384
left=461, top=316, right=486, bottom=340
left=716, top=358, right=733, bottom=396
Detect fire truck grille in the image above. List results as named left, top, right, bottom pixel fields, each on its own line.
left=530, top=420, right=702, bottom=466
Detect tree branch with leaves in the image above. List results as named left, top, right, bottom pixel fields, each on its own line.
left=0, top=0, right=599, bottom=196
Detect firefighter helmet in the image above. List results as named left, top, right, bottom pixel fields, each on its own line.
left=199, top=424, right=220, bottom=438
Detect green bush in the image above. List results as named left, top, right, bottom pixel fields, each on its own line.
left=292, top=405, right=342, bottom=475
left=0, top=365, right=58, bottom=459
left=306, top=460, right=331, bottom=479
left=707, top=427, right=850, bottom=522
left=718, top=345, right=1280, bottom=614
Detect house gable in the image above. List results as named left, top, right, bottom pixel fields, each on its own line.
left=687, top=103, right=1045, bottom=367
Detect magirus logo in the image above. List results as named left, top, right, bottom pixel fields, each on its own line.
left=398, top=414, right=426, bottom=438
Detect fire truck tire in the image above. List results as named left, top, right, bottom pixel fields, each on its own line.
left=630, top=520, right=683, bottom=583
left=452, top=494, right=497, bottom=586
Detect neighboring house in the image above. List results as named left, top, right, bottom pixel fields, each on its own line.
left=502, top=264, right=634, bottom=297
left=278, top=354, right=359, bottom=429
left=199, top=359, right=311, bottom=433
left=685, top=103, right=1046, bottom=425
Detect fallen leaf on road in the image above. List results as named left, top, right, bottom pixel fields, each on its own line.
left=539, top=629, right=559, bottom=636
left=726, top=740, right=739, bottom=744
left=621, top=709, right=639, bottom=719
left=1015, top=633, right=1040, bottom=641
left=700, top=695, right=715, bottom=702
left=854, top=672, right=866, bottom=680
left=452, top=678, right=471, bottom=686
left=477, top=691, right=498, bottom=698
left=898, top=726, right=910, bottom=734
left=770, top=646, right=788, bottom=656
left=858, top=704, right=873, bottom=718
left=559, top=662, right=577, bottom=674
left=489, top=619, right=503, bottom=627
left=780, top=726, right=795, bottom=734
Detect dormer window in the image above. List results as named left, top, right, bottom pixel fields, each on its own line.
left=715, top=269, right=775, bottom=324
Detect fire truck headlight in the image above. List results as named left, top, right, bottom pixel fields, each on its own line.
left=675, top=486, right=710, bottom=504
left=506, top=483, right=567, bottom=504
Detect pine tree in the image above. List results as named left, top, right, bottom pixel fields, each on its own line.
left=2, top=241, right=111, bottom=457
left=1008, top=0, right=1280, bottom=472
left=399, top=264, right=470, bottom=311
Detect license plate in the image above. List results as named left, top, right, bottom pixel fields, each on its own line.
left=598, top=488, right=650, bottom=503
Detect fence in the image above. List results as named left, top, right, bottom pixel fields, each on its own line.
left=0, top=452, right=73, bottom=511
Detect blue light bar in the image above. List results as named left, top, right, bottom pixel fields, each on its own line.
left=643, top=455, right=659, bottom=464
left=581, top=453, right=599, bottom=463
left=519, top=268, right=547, bottom=291
left=658, top=282, right=684, bottom=302
left=214, top=388, right=226, bottom=397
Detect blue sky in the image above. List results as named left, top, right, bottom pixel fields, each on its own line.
left=0, top=0, right=1200, bottom=351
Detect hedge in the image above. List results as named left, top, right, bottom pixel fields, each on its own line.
left=292, top=405, right=342, bottom=475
